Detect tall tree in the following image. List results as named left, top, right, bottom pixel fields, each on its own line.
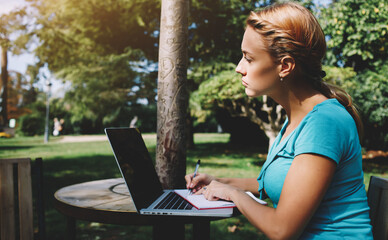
left=155, top=1, right=189, bottom=237
left=5, top=70, right=33, bottom=119
left=0, top=9, right=27, bottom=126
left=0, top=47, right=8, bottom=126
left=156, top=0, right=189, bottom=189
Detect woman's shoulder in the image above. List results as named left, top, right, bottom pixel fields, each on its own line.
left=295, top=98, right=359, bottom=144
left=294, top=98, right=360, bottom=163
left=308, top=98, right=355, bottom=127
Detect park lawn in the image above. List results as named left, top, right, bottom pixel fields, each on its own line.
left=0, top=133, right=386, bottom=239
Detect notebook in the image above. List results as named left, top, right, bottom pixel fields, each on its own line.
left=174, top=189, right=235, bottom=209
left=105, top=127, right=234, bottom=217
left=174, top=189, right=267, bottom=210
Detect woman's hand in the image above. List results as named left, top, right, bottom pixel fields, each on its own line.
left=185, top=173, right=215, bottom=194
left=201, top=180, right=242, bottom=201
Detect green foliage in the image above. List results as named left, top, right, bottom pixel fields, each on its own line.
left=190, top=68, right=245, bottom=122
left=188, top=63, right=239, bottom=133
left=29, top=0, right=160, bottom=70
left=188, top=0, right=258, bottom=64
left=60, top=48, right=147, bottom=128
left=191, top=69, right=245, bottom=108
left=321, top=0, right=388, bottom=71
left=0, top=8, right=28, bottom=51
left=189, top=62, right=237, bottom=87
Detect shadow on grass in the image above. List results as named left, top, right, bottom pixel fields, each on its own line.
left=363, top=156, right=388, bottom=174
left=188, top=142, right=266, bottom=166
left=0, top=145, right=33, bottom=150
left=60, top=215, right=269, bottom=240
left=41, top=155, right=122, bottom=239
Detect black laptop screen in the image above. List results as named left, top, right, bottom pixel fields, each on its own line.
left=105, top=128, right=164, bottom=210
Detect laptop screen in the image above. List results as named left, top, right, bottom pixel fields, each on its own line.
left=105, top=128, right=164, bottom=211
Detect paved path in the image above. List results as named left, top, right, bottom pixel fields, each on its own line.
left=58, top=135, right=108, bottom=143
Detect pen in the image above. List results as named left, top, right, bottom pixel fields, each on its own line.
left=189, top=159, right=201, bottom=195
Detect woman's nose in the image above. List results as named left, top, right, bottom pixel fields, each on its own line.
left=235, top=59, right=245, bottom=75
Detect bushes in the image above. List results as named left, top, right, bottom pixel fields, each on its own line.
left=18, top=114, right=45, bottom=136
left=101, top=104, right=157, bottom=133
left=351, top=65, right=388, bottom=150
left=17, top=101, right=47, bottom=136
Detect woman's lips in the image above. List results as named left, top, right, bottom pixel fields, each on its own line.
left=242, top=79, right=248, bottom=87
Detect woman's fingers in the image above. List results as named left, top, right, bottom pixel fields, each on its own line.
left=185, top=173, right=195, bottom=189
left=194, top=185, right=207, bottom=195
left=201, top=180, right=235, bottom=201
left=203, top=186, right=220, bottom=201
left=188, top=173, right=206, bottom=188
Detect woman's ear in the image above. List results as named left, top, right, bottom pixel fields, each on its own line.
left=279, top=56, right=295, bottom=78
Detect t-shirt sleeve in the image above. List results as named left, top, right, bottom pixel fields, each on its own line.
left=294, top=110, right=348, bottom=164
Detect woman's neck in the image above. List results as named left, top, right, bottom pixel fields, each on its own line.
left=271, top=79, right=328, bottom=135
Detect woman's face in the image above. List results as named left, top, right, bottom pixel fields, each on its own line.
left=235, top=26, right=282, bottom=97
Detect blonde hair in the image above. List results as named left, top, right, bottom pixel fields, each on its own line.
left=246, top=2, right=363, bottom=138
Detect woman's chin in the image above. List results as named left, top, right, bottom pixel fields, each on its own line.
left=245, top=88, right=261, bottom=97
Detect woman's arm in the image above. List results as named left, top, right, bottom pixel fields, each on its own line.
left=185, top=173, right=259, bottom=194
left=218, top=178, right=259, bottom=194
left=205, top=153, right=336, bottom=240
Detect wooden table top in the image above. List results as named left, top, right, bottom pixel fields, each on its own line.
left=54, top=178, right=227, bottom=225
left=55, top=178, right=136, bottom=212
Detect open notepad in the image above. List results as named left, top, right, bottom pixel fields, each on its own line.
left=174, top=189, right=267, bottom=210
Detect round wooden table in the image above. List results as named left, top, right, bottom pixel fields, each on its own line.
left=54, top=178, right=231, bottom=240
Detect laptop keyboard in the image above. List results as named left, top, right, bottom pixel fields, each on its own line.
left=154, top=192, right=193, bottom=210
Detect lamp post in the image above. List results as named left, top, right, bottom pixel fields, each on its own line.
left=44, top=79, right=52, bottom=143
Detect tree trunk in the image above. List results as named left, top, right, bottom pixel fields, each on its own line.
left=186, top=112, right=195, bottom=149
left=0, top=46, right=8, bottom=127
left=156, top=0, right=189, bottom=189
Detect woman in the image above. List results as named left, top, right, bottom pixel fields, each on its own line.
left=185, top=2, right=373, bottom=239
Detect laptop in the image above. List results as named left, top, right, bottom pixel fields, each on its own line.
left=105, top=127, right=233, bottom=217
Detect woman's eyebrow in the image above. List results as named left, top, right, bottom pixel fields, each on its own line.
left=242, top=49, right=251, bottom=55
left=242, top=50, right=256, bottom=58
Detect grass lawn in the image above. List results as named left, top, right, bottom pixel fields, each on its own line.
left=0, top=133, right=386, bottom=240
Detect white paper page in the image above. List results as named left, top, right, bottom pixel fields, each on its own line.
left=174, top=189, right=235, bottom=209
left=245, top=191, right=268, bottom=205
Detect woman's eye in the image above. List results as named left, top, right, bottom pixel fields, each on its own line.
left=244, top=56, right=252, bottom=63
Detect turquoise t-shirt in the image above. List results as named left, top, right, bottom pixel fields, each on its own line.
left=257, top=99, right=373, bottom=239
